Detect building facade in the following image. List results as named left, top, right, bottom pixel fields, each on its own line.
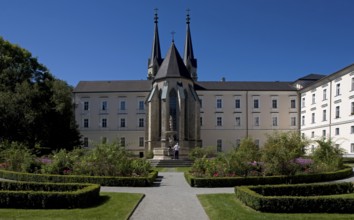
left=299, top=64, right=354, bottom=157
left=73, top=11, right=354, bottom=158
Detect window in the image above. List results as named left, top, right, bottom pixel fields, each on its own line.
left=216, top=98, right=222, bottom=109
left=290, top=99, right=296, bottom=109
left=351, top=125, right=354, bottom=134
left=301, top=97, right=305, bottom=108
left=235, top=117, right=241, bottom=127
left=301, top=133, right=305, bottom=139
left=323, top=89, right=327, bottom=100
left=301, top=115, right=305, bottom=126
left=312, top=94, right=316, bottom=104
left=217, top=139, right=222, bottom=152
left=336, top=83, right=341, bottom=96
left=199, top=98, right=203, bottom=108
left=335, top=127, right=340, bottom=135
left=120, top=118, right=126, bottom=128
left=254, top=116, right=260, bottom=127
left=311, top=145, right=315, bottom=153
left=235, top=99, right=241, bottom=109
left=272, top=99, right=278, bottom=109
left=322, top=129, right=326, bottom=137
left=101, top=118, right=107, bottom=128
left=311, top=131, right=314, bottom=138
left=101, top=137, right=107, bottom=144
left=83, top=137, right=88, bottom=148
left=120, top=137, right=125, bottom=147
left=255, top=139, right=260, bottom=148
left=236, top=139, right=241, bottom=147
left=323, top=109, right=327, bottom=121
left=84, top=119, right=89, bottom=128
left=139, top=118, right=144, bottom=127
left=311, top=113, right=315, bottom=124
left=254, top=99, right=259, bottom=109
left=351, top=102, right=354, bottom=115
left=84, top=101, right=89, bottom=111
left=101, top=101, right=107, bottom=111
left=352, top=78, right=354, bottom=91
left=216, top=117, right=222, bottom=126
left=120, top=101, right=126, bottom=110
left=272, top=116, right=278, bottom=126
left=335, top=106, right=340, bottom=118
left=138, top=101, right=144, bottom=110
left=291, top=117, right=296, bottom=126
left=200, top=117, right=203, bottom=126
left=139, top=137, right=144, bottom=147
left=351, top=143, right=354, bottom=153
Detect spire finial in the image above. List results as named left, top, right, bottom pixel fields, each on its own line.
left=171, top=31, right=176, bottom=43
left=186, top=8, right=191, bottom=24
left=154, top=8, right=158, bottom=23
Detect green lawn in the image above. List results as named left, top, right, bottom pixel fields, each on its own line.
left=0, top=192, right=144, bottom=220
left=198, top=193, right=354, bottom=220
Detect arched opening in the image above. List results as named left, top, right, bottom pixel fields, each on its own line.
left=169, top=89, right=178, bottom=134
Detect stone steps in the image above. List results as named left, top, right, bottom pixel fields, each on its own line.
left=149, top=159, right=193, bottom=167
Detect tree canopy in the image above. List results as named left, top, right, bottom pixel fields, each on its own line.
left=0, top=37, right=81, bottom=152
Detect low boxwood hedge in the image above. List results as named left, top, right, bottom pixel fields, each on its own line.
left=0, top=181, right=100, bottom=209
left=235, top=182, right=354, bottom=213
left=0, top=169, right=158, bottom=187
left=186, top=166, right=353, bottom=187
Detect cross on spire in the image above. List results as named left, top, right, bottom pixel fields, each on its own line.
left=171, top=31, right=176, bottom=42
left=154, top=8, right=158, bottom=23
left=186, top=8, right=191, bottom=24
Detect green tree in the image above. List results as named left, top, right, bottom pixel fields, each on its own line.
left=312, top=138, right=345, bottom=172
left=261, top=131, right=308, bottom=175
left=0, top=37, right=81, bottom=152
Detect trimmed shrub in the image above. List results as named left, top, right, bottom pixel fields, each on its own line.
left=0, top=169, right=158, bottom=187
left=186, top=166, right=353, bottom=187
left=0, top=181, right=100, bottom=209
left=235, top=182, right=354, bottom=213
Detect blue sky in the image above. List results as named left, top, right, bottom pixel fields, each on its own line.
left=2, top=0, right=354, bottom=86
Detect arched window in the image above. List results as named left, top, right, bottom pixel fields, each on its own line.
left=169, top=89, right=177, bottom=131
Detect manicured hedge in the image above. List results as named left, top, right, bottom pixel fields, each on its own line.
left=186, top=166, right=353, bottom=187
left=0, top=169, right=158, bottom=187
left=0, top=181, right=100, bottom=209
left=235, top=182, right=354, bottom=213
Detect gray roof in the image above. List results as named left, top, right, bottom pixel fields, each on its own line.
left=154, top=42, right=192, bottom=81
left=296, top=74, right=326, bottom=81
left=195, top=81, right=297, bottom=91
left=73, top=80, right=152, bottom=93
left=74, top=80, right=297, bottom=93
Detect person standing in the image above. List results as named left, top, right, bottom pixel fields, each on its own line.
left=173, top=142, right=180, bottom=159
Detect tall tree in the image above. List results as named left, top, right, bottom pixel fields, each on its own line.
left=0, top=37, right=81, bottom=152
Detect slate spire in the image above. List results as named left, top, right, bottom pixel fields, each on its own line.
left=154, top=41, right=192, bottom=81
left=183, top=9, right=197, bottom=81
left=147, top=9, right=163, bottom=80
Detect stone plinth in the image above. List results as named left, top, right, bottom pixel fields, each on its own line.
left=153, top=148, right=172, bottom=160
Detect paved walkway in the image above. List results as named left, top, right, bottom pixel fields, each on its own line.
left=101, top=171, right=234, bottom=220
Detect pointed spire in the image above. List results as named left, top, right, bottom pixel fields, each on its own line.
left=154, top=42, right=192, bottom=82
left=183, top=9, right=198, bottom=81
left=147, top=8, right=163, bottom=80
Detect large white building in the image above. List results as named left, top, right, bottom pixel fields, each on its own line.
left=73, top=11, right=354, bottom=158
left=299, top=63, right=354, bottom=157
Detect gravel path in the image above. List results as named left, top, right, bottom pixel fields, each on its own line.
left=101, top=172, right=235, bottom=220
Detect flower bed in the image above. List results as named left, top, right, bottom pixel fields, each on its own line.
left=0, top=181, right=100, bottom=209
left=0, top=169, right=158, bottom=187
left=185, top=166, right=353, bottom=187
left=235, top=182, right=354, bottom=213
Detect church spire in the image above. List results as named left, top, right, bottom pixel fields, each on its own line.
left=147, top=8, right=163, bottom=80
left=183, top=9, right=198, bottom=81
